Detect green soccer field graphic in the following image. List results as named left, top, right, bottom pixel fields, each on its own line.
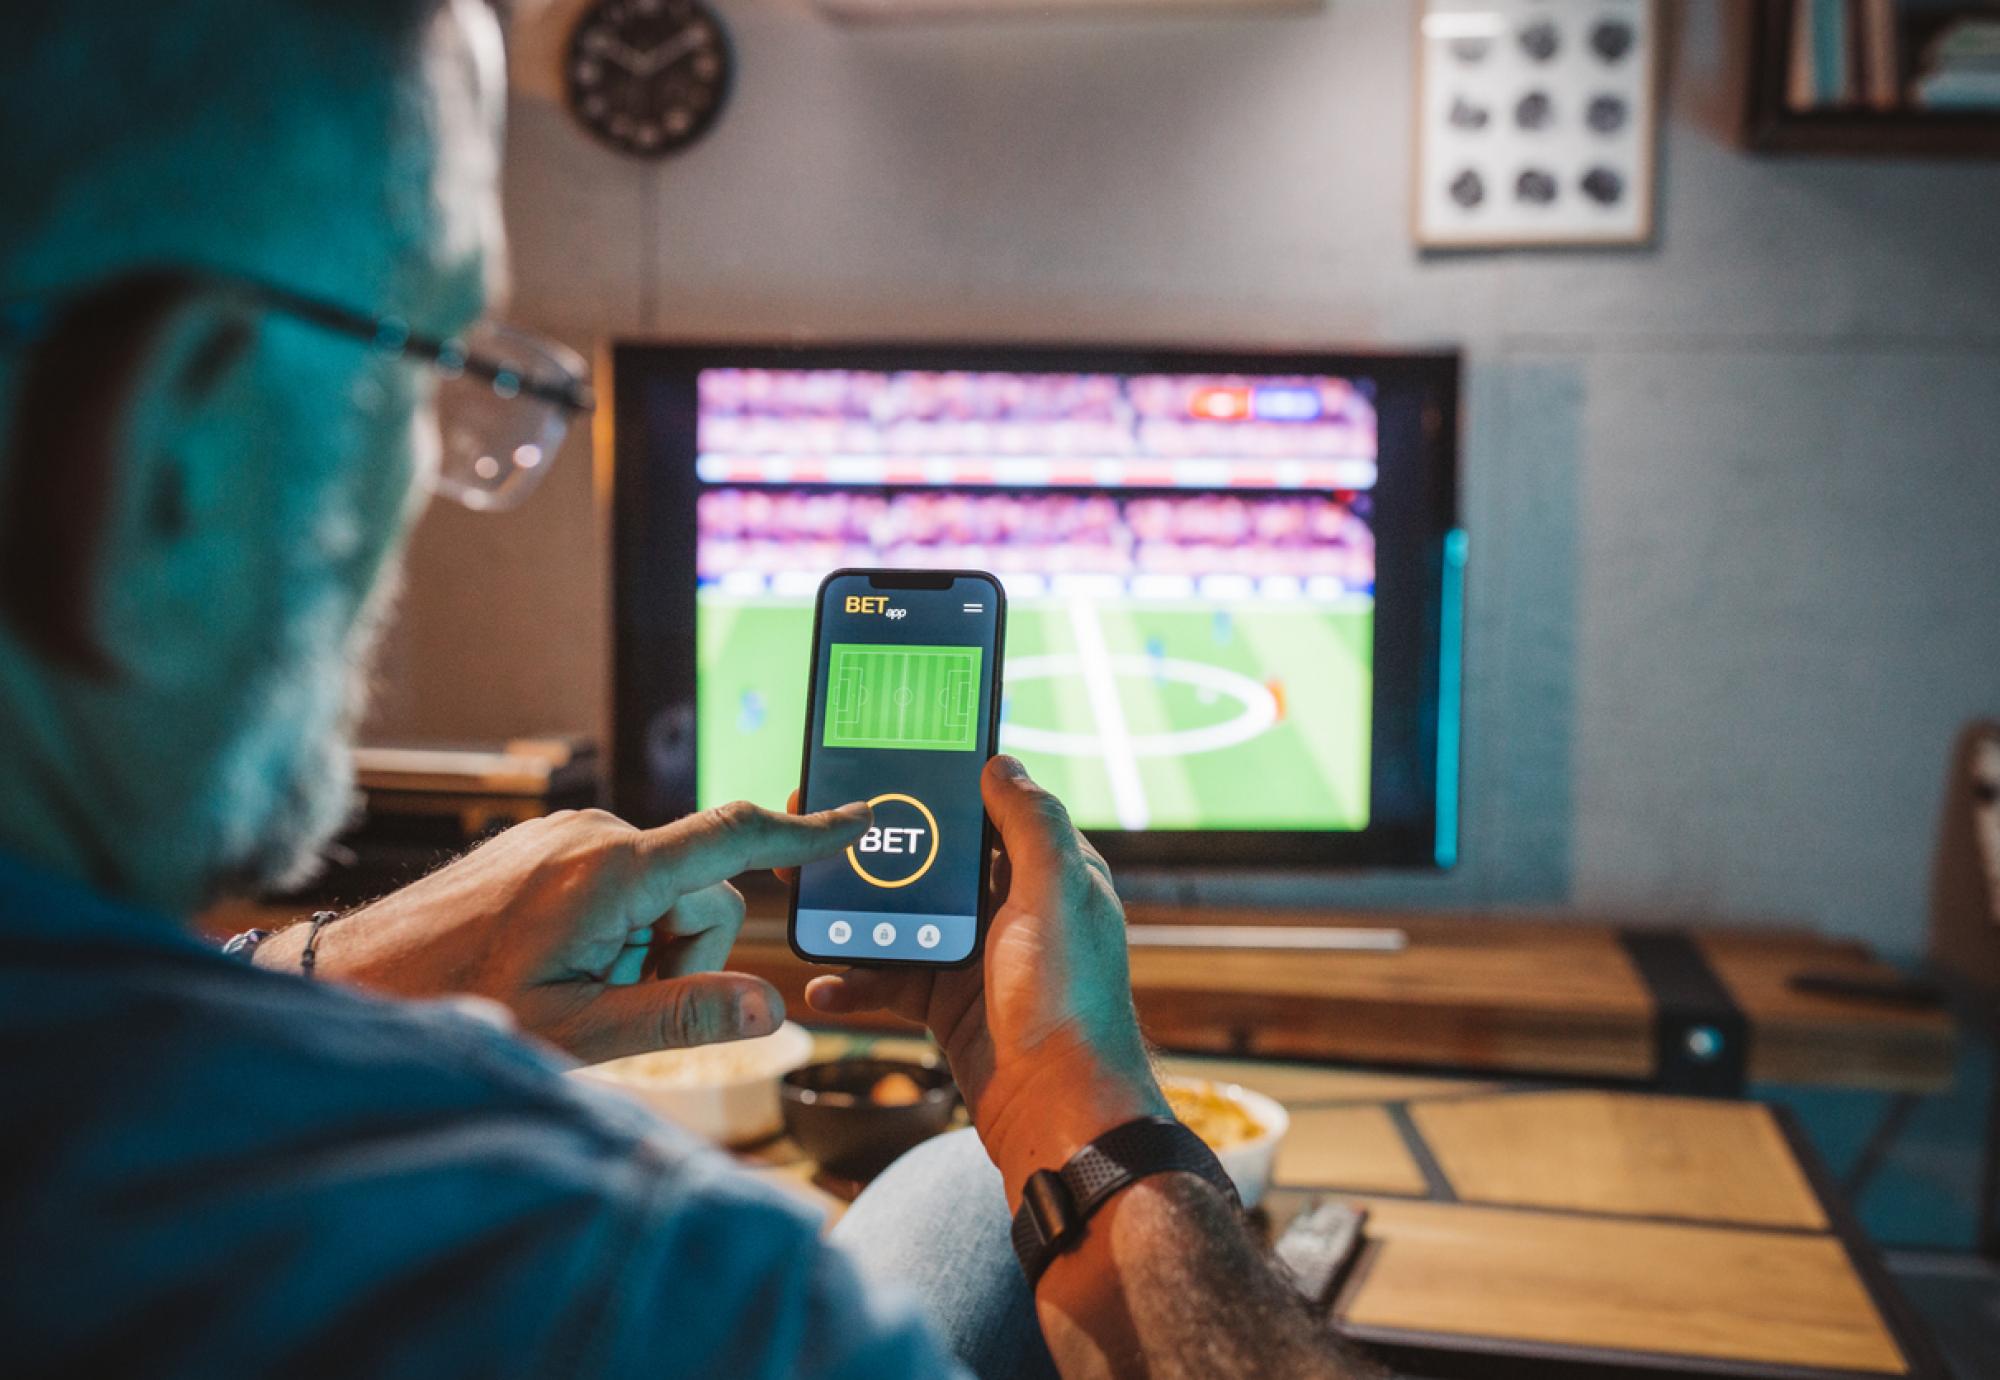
left=697, top=593, right=1372, bottom=832
left=825, top=643, right=982, bottom=752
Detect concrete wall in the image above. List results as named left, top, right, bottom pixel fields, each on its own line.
left=367, top=0, right=2000, bottom=950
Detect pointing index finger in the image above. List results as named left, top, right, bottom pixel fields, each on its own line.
left=635, top=799, right=872, bottom=897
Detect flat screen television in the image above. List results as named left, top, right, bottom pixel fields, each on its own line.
left=610, top=344, right=1462, bottom=870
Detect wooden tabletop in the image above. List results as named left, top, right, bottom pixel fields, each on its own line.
left=728, top=1042, right=1941, bottom=1379
left=1197, top=1059, right=1939, bottom=1379
left=727, top=903, right=1956, bottom=1093
left=1338, top=1197, right=1908, bottom=1376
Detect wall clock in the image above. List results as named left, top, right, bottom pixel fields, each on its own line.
left=565, top=0, right=732, bottom=158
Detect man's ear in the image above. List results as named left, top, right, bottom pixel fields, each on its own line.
left=90, top=287, right=262, bottom=688
left=116, top=299, right=256, bottom=539
left=0, top=273, right=252, bottom=676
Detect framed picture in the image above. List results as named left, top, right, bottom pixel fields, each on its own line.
left=1413, top=0, right=1660, bottom=249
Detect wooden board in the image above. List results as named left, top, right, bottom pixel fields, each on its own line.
left=1412, top=1090, right=1828, bottom=1230
left=1701, top=932, right=1956, bottom=1092
left=1125, top=914, right=1658, bottom=1077
left=729, top=906, right=1956, bottom=1090
left=1273, top=1106, right=1429, bottom=1196
left=730, top=909, right=1667, bottom=1080
left=1336, top=1197, right=1907, bottom=1376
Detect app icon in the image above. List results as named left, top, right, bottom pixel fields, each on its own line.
left=917, top=924, right=941, bottom=950
left=872, top=921, right=897, bottom=947
left=827, top=919, right=852, bottom=945
left=847, top=792, right=941, bottom=889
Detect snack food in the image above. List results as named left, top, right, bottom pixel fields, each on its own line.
left=1165, top=1079, right=1267, bottom=1151
left=869, top=1071, right=926, bottom=1107
left=1159, top=1075, right=1291, bottom=1208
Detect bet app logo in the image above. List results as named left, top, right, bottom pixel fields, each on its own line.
left=847, top=792, right=940, bottom=889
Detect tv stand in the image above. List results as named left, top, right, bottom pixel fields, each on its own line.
left=729, top=901, right=1953, bottom=1094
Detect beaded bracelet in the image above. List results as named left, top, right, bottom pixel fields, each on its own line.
left=300, top=910, right=342, bottom=980
left=219, top=910, right=342, bottom=977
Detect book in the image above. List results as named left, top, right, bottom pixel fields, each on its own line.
left=1910, top=16, right=2000, bottom=109
left=1789, top=0, right=1819, bottom=109
left=1860, top=0, right=1902, bottom=109
left=1914, top=67, right=2000, bottom=108
left=1813, top=0, right=1854, bottom=106
left=1926, top=18, right=2000, bottom=64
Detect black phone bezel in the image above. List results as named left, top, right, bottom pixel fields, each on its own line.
left=785, top=568, right=1007, bottom=971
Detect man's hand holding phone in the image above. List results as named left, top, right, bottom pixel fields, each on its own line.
left=801, top=762, right=1371, bottom=1379
left=800, top=756, right=1168, bottom=1205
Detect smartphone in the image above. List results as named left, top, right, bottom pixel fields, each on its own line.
left=789, top=569, right=1006, bottom=969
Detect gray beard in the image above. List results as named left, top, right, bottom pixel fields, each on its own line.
left=202, top=575, right=398, bottom=902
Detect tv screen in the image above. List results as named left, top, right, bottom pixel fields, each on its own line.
left=612, top=345, right=1460, bottom=870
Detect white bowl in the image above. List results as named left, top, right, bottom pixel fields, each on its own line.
left=573, top=1022, right=816, bottom=1147
left=1161, top=1076, right=1291, bottom=1209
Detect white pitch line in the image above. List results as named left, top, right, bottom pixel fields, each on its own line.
left=1000, top=653, right=1278, bottom=759
left=1068, top=599, right=1150, bottom=831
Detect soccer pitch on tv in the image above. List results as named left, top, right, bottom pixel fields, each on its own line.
left=696, top=592, right=1372, bottom=833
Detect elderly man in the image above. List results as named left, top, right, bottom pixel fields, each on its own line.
left=0, top=3, right=1374, bottom=1376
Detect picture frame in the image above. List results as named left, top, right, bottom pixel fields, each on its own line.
left=1412, top=0, right=1661, bottom=249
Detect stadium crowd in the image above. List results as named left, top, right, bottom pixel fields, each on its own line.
left=696, top=488, right=1376, bottom=592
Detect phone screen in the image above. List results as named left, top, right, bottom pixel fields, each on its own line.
left=790, top=570, right=1005, bottom=967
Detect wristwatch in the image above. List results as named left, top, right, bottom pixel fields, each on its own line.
left=1009, top=1115, right=1240, bottom=1286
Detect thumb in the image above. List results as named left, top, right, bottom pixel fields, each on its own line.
left=981, top=755, right=1079, bottom=876
left=573, top=972, right=784, bottom=1063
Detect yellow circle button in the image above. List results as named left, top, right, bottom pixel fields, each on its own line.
left=846, top=792, right=941, bottom=889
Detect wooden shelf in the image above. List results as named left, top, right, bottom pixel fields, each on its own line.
left=1746, top=0, right=2000, bottom=158
left=1750, top=107, right=2000, bottom=156
left=723, top=904, right=1959, bottom=1093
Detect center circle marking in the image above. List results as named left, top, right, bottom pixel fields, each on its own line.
left=997, top=653, right=1279, bottom=759
left=847, top=791, right=941, bottom=890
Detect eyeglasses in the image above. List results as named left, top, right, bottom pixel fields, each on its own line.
left=251, top=281, right=593, bottom=512
left=0, top=271, right=594, bottom=513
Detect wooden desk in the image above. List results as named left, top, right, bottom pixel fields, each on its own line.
left=729, top=904, right=1956, bottom=1094
left=1199, top=1059, right=1942, bottom=1379
left=724, top=1042, right=1944, bottom=1378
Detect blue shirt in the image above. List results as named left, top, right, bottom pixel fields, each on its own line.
left=0, top=853, right=965, bottom=1379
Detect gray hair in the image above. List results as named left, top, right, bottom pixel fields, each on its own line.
left=0, top=1, right=476, bottom=298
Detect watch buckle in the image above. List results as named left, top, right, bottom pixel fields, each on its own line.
left=1022, top=1167, right=1081, bottom=1252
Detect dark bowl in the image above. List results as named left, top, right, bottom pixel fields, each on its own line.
left=780, top=1058, right=959, bottom=1181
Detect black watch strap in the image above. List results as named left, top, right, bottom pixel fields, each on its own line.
left=1009, top=1115, right=1240, bottom=1286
